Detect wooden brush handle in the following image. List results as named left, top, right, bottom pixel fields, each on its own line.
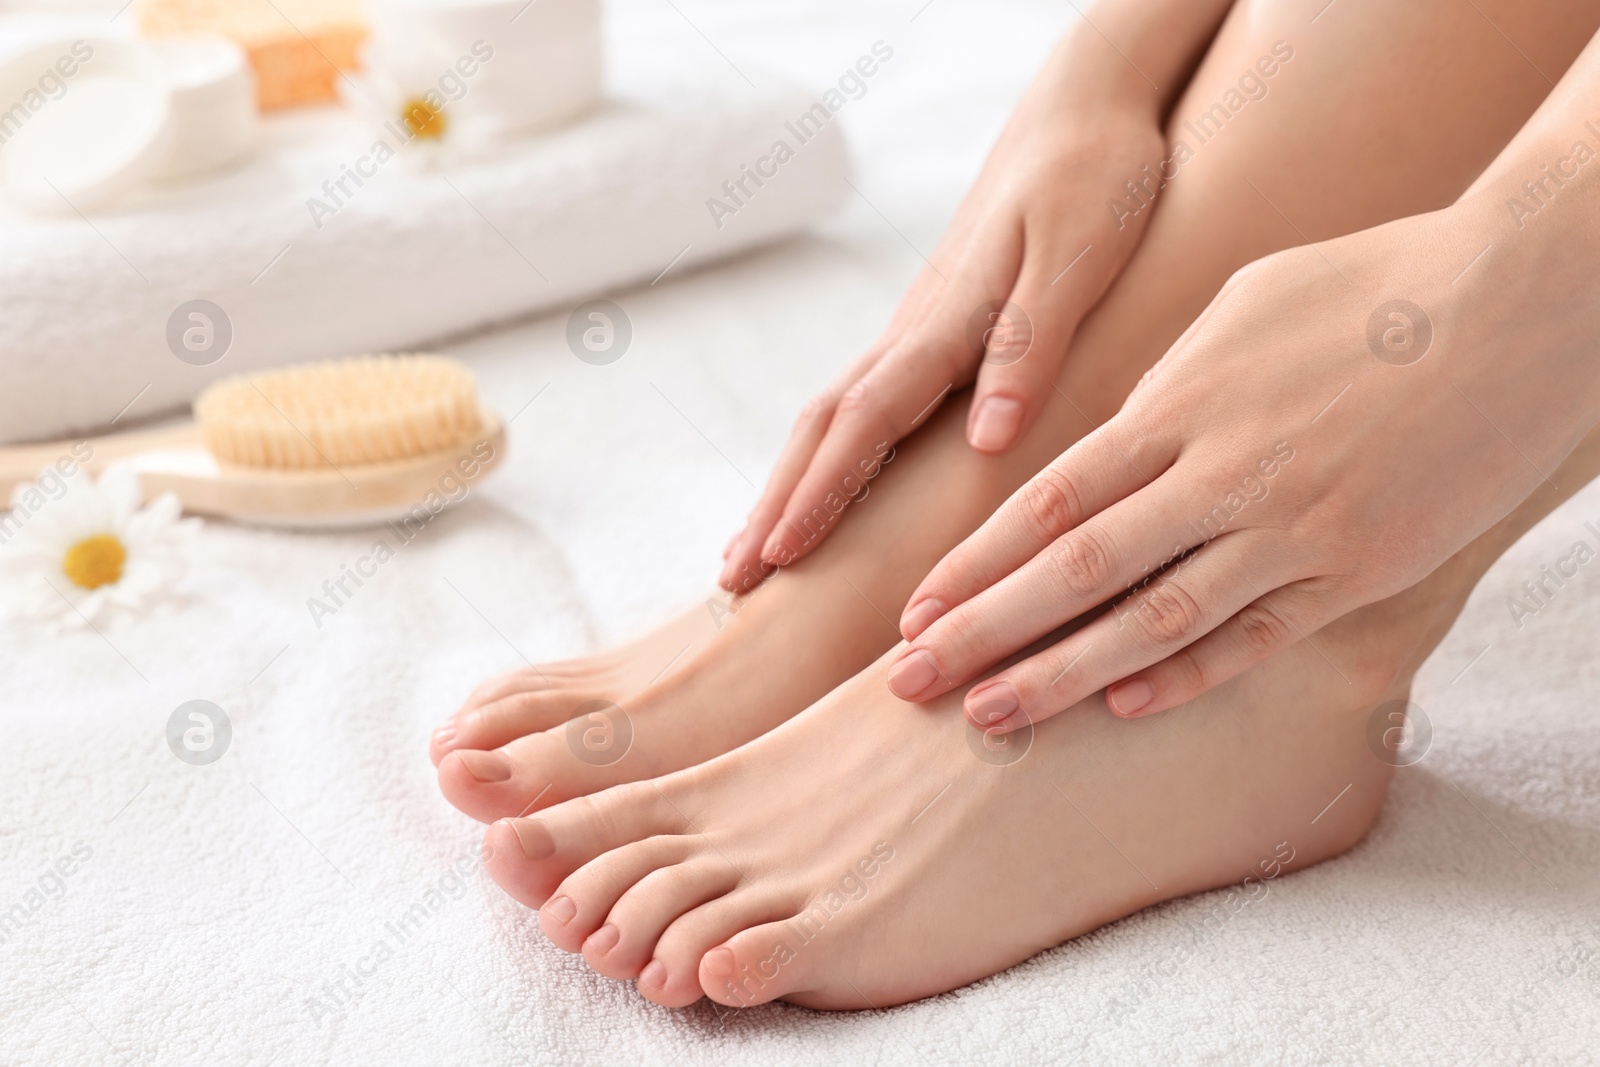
left=0, top=422, right=203, bottom=498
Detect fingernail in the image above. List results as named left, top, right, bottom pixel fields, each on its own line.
left=545, top=895, right=576, bottom=925
left=887, top=649, right=941, bottom=700
left=759, top=530, right=787, bottom=564
left=899, top=598, right=946, bottom=640
left=722, top=527, right=746, bottom=561
left=702, top=947, right=736, bottom=977
left=1107, top=678, right=1155, bottom=717
left=431, top=724, right=456, bottom=748
left=967, top=682, right=1020, bottom=726
left=508, top=818, right=555, bottom=860
left=640, top=959, right=667, bottom=988
left=455, top=749, right=511, bottom=783
left=968, top=396, right=1024, bottom=452
left=585, top=923, right=621, bottom=956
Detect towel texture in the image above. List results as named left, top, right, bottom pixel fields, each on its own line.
left=0, top=60, right=847, bottom=444
left=2, top=2, right=1597, bottom=1065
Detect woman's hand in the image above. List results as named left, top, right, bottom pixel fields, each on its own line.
left=718, top=1, right=1237, bottom=593
left=888, top=197, right=1600, bottom=730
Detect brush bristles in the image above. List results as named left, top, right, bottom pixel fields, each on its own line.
left=194, top=355, right=483, bottom=469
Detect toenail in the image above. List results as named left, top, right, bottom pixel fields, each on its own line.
left=967, top=682, right=1020, bottom=726
left=545, top=895, right=576, bottom=925
left=887, top=649, right=941, bottom=700
left=455, top=749, right=512, bottom=783
left=509, top=818, right=555, bottom=861
left=899, top=598, right=947, bottom=640
left=585, top=923, right=620, bottom=956
left=1107, top=678, right=1155, bottom=717
left=640, top=959, right=667, bottom=988
left=432, top=724, right=456, bottom=747
left=702, top=947, right=736, bottom=977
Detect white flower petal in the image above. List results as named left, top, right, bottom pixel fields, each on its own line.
left=0, top=466, right=201, bottom=634
left=98, top=465, right=144, bottom=530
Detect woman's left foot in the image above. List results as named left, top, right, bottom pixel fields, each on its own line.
left=480, top=588, right=1430, bottom=1008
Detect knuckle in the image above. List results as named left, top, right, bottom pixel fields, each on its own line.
left=927, top=610, right=984, bottom=670
left=1235, top=601, right=1292, bottom=656
left=795, top=390, right=838, bottom=430
left=1017, top=469, right=1084, bottom=543
left=834, top=379, right=878, bottom=422
left=1131, top=580, right=1204, bottom=646
left=1161, top=649, right=1209, bottom=703
left=1046, top=526, right=1115, bottom=598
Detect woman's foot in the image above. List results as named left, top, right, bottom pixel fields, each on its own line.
left=476, top=442, right=1596, bottom=1010
left=432, top=376, right=1125, bottom=824
left=478, top=600, right=1406, bottom=1009
left=431, top=583, right=877, bottom=823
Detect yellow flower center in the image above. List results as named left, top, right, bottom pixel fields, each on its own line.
left=402, top=97, right=447, bottom=139
left=62, top=534, right=126, bottom=590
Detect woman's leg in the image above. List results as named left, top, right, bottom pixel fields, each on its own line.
left=474, top=0, right=1600, bottom=1006
left=434, top=0, right=1600, bottom=824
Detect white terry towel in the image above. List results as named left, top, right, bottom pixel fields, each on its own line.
left=0, top=86, right=849, bottom=444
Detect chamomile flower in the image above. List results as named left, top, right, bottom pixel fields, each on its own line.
left=340, top=32, right=492, bottom=169
left=0, top=465, right=200, bottom=631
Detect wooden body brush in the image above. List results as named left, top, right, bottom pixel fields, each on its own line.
left=0, top=355, right=505, bottom=528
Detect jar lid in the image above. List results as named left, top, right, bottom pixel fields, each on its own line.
left=0, top=36, right=175, bottom=212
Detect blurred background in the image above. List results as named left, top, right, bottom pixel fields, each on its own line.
left=0, top=0, right=1073, bottom=621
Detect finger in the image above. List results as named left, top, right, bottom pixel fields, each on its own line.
left=960, top=533, right=1287, bottom=732
left=754, top=350, right=955, bottom=568
left=966, top=238, right=1102, bottom=454
left=888, top=472, right=1207, bottom=701
left=1104, top=578, right=1341, bottom=718
left=899, top=417, right=1174, bottom=640
left=721, top=257, right=958, bottom=592
left=755, top=219, right=1026, bottom=570
left=718, top=386, right=841, bottom=593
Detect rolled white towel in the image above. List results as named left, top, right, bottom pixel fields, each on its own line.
left=0, top=84, right=850, bottom=443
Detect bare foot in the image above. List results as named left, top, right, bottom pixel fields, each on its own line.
left=432, top=583, right=878, bottom=823
left=477, top=605, right=1412, bottom=1009
left=431, top=376, right=1124, bottom=825
left=430, top=605, right=714, bottom=769
left=474, top=498, right=1557, bottom=1009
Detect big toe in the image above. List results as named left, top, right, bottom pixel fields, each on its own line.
left=483, top=780, right=685, bottom=909
left=437, top=728, right=585, bottom=822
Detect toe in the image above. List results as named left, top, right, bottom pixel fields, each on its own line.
left=483, top=781, right=683, bottom=909
left=464, top=665, right=566, bottom=708
left=540, top=836, right=693, bottom=952
left=436, top=729, right=571, bottom=822
left=583, top=857, right=739, bottom=980
left=639, top=889, right=802, bottom=1008
left=437, top=747, right=540, bottom=822
left=431, top=689, right=581, bottom=767
left=699, top=918, right=815, bottom=1008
